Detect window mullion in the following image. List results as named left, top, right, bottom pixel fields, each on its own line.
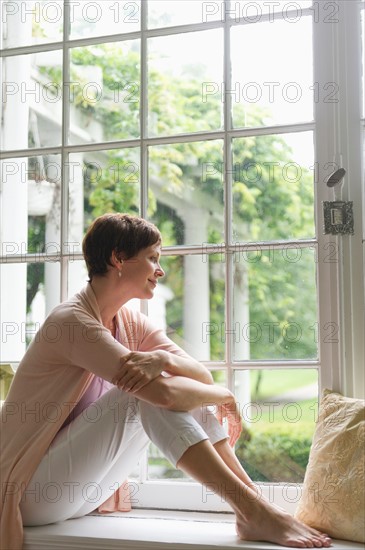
left=60, top=0, right=71, bottom=303
left=139, top=0, right=149, bottom=482
left=140, top=0, right=148, bottom=221
left=0, top=122, right=316, bottom=160
left=224, top=1, right=234, bottom=391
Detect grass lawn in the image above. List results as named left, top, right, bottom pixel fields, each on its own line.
left=244, top=398, right=318, bottom=438
left=249, top=368, right=318, bottom=400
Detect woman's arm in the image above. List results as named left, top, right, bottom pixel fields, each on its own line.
left=133, top=373, right=231, bottom=411
left=136, top=312, right=214, bottom=385
left=112, top=350, right=213, bottom=392
left=133, top=375, right=243, bottom=447
left=163, top=351, right=214, bottom=385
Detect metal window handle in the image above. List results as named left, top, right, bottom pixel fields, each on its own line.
left=323, top=167, right=354, bottom=235
left=326, top=168, right=346, bottom=188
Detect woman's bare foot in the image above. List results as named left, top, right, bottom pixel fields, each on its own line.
left=235, top=493, right=332, bottom=548
left=177, top=439, right=331, bottom=548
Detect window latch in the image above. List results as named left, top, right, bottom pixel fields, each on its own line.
left=323, top=168, right=354, bottom=235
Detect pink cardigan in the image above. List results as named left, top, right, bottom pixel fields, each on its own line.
left=0, top=284, right=186, bottom=549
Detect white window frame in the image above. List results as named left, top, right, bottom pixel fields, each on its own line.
left=313, top=0, right=364, bottom=400
left=0, top=0, right=364, bottom=513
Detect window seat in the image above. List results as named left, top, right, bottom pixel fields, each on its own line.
left=23, top=509, right=364, bottom=550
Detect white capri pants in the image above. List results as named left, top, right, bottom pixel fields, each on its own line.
left=20, top=387, right=227, bottom=526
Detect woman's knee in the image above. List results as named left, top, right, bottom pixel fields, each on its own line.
left=190, top=405, right=228, bottom=445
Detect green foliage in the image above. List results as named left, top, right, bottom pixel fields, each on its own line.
left=243, top=248, right=317, bottom=360
left=70, top=44, right=140, bottom=137
left=84, top=154, right=140, bottom=225
left=236, top=430, right=312, bottom=483
left=38, top=65, right=62, bottom=85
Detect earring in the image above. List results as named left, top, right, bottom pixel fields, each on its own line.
left=118, top=270, right=122, bottom=278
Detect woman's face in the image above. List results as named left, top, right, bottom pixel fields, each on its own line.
left=120, top=243, right=165, bottom=299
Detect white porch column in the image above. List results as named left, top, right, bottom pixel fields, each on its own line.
left=44, top=156, right=62, bottom=312
left=67, top=153, right=86, bottom=297
left=233, top=257, right=251, bottom=419
left=182, top=208, right=210, bottom=360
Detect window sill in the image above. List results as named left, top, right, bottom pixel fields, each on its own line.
left=23, top=509, right=364, bottom=550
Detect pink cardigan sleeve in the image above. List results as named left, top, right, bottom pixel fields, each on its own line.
left=66, top=306, right=133, bottom=381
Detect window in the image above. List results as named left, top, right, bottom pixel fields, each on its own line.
left=1, top=0, right=363, bottom=512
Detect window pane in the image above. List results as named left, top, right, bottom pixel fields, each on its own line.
left=148, top=140, right=224, bottom=245
left=232, top=132, right=315, bottom=242
left=148, top=444, right=188, bottom=481
left=0, top=261, right=60, bottom=362
left=1, top=51, right=63, bottom=151
left=234, top=368, right=318, bottom=483
left=148, top=369, right=227, bottom=481
left=148, top=29, right=223, bottom=136
left=68, top=260, right=89, bottom=298
left=69, top=41, right=140, bottom=145
left=231, top=16, right=313, bottom=127
left=2, top=0, right=63, bottom=49
left=1, top=155, right=61, bottom=255
left=68, top=148, right=140, bottom=252
left=148, top=0, right=221, bottom=28
left=233, top=247, right=318, bottom=360
left=70, top=0, right=140, bottom=38
left=147, top=254, right=226, bottom=362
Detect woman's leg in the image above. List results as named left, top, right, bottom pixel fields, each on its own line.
left=20, top=389, right=211, bottom=526
left=21, top=388, right=330, bottom=547
left=20, top=389, right=150, bottom=525
left=180, top=408, right=331, bottom=545
left=139, top=402, right=329, bottom=547
left=176, top=440, right=331, bottom=549
left=213, top=438, right=255, bottom=489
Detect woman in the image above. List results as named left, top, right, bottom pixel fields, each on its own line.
left=0, top=214, right=331, bottom=549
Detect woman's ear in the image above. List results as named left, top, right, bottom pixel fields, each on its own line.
left=110, top=250, right=124, bottom=268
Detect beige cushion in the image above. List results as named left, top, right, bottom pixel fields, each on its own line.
left=295, top=390, right=365, bottom=543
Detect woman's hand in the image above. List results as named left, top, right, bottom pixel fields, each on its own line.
left=216, top=396, right=243, bottom=447
left=112, top=350, right=167, bottom=393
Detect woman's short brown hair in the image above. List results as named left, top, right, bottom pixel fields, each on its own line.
left=82, top=213, right=161, bottom=281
